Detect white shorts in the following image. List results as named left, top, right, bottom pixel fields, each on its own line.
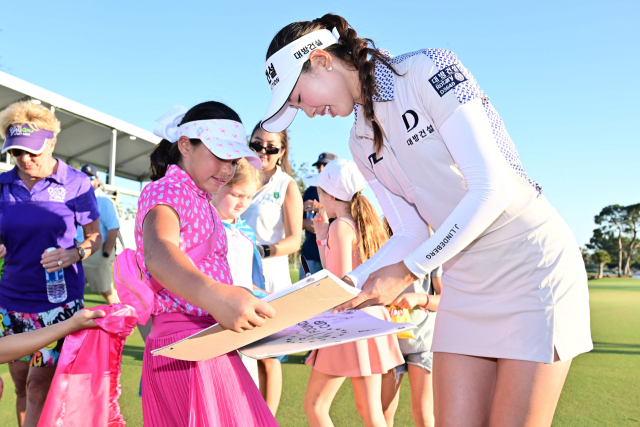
left=432, top=196, right=593, bottom=364
left=83, top=250, right=115, bottom=294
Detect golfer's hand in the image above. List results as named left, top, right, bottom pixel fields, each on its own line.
left=333, top=261, right=418, bottom=313
left=0, top=244, right=6, bottom=259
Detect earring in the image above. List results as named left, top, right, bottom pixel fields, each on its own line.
left=328, top=66, right=332, bottom=71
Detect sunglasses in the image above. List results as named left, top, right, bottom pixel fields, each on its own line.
left=249, top=142, right=282, bottom=155
left=8, top=148, right=43, bottom=158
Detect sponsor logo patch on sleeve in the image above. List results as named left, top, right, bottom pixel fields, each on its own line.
left=429, top=64, right=467, bottom=97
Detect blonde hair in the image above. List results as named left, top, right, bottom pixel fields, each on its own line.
left=350, top=193, right=389, bottom=262
left=226, top=158, right=263, bottom=190
left=0, top=101, right=61, bottom=139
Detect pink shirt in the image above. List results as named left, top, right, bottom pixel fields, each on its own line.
left=135, top=165, right=232, bottom=317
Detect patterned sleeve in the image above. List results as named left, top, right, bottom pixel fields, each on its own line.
left=136, top=180, right=187, bottom=230
left=413, top=49, right=542, bottom=193
left=412, top=49, right=487, bottom=130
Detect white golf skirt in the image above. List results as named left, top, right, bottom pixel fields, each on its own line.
left=432, top=196, right=593, bottom=364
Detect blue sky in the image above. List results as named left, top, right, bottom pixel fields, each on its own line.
left=1, top=0, right=638, bottom=246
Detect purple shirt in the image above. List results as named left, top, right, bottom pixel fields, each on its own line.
left=0, top=160, right=100, bottom=312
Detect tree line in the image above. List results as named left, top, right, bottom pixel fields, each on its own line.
left=585, top=203, right=640, bottom=278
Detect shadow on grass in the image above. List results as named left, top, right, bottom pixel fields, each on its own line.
left=592, top=341, right=640, bottom=355
left=122, top=345, right=145, bottom=362
left=588, top=285, right=640, bottom=292
left=283, top=354, right=306, bottom=364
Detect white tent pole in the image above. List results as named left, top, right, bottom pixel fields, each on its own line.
left=109, top=129, right=117, bottom=185
left=50, top=106, right=55, bottom=114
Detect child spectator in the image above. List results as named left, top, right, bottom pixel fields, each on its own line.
left=303, top=159, right=404, bottom=427
left=137, top=102, right=277, bottom=426
left=380, top=219, right=442, bottom=427
left=211, top=158, right=266, bottom=386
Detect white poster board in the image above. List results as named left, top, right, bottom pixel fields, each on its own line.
left=152, top=271, right=361, bottom=361
left=240, top=309, right=415, bottom=359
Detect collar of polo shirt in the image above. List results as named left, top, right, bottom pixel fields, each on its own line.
left=261, top=28, right=340, bottom=133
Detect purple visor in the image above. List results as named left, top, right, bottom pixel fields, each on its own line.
left=2, top=124, right=54, bottom=155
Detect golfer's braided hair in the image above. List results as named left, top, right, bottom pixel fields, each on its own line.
left=266, top=13, right=400, bottom=154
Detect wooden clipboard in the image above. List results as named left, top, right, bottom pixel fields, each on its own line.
left=151, top=270, right=359, bottom=361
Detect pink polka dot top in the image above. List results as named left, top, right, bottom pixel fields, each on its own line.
left=134, top=164, right=233, bottom=317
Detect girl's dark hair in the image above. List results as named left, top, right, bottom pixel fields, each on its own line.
left=266, top=13, right=400, bottom=154
left=249, top=122, right=292, bottom=176
left=149, top=101, right=242, bottom=181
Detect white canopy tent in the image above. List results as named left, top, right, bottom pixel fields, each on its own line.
left=0, top=70, right=160, bottom=186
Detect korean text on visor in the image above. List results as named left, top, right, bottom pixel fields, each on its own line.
left=261, top=28, right=341, bottom=132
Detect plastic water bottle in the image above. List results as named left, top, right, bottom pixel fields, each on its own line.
left=45, top=247, right=67, bottom=304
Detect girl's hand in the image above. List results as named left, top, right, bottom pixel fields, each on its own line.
left=210, top=285, right=276, bottom=333
left=41, top=248, right=80, bottom=272
left=390, top=293, right=426, bottom=310
left=70, top=309, right=107, bottom=331
left=0, top=244, right=6, bottom=259
left=333, top=261, right=417, bottom=313
left=313, top=209, right=330, bottom=240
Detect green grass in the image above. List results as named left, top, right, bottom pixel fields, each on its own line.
left=1, top=276, right=639, bottom=426
left=553, top=277, right=640, bottom=426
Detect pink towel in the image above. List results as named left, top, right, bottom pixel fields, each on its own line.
left=38, top=304, right=138, bottom=427
left=142, top=313, right=279, bottom=427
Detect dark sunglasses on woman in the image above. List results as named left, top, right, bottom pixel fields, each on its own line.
left=9, top=149, right=44, bottom=158
left=249, top=142, right=282, bottom=155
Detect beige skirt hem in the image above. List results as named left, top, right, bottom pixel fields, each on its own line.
left=431, top=341, right=594, bottom=364
left=432, top=196, right=593, bottom=365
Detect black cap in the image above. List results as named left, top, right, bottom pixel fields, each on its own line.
left=80, top=164, right=99, bottom=177
left=312, top=152, right=338, bottom=167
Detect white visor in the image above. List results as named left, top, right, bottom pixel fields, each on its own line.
left=153, top=106, right=262, bottom=169
left=302, top=159, right=365, bottom=202
left=261, top=28, right=340, bottom=133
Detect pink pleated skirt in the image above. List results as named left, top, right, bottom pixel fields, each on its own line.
left=142, top=313, right=279, bottom=427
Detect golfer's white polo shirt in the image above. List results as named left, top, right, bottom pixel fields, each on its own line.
left=348, top=49, right=541, bottom=284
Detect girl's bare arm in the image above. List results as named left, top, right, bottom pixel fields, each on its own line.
left=143, top=205, right=274, bottom=332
